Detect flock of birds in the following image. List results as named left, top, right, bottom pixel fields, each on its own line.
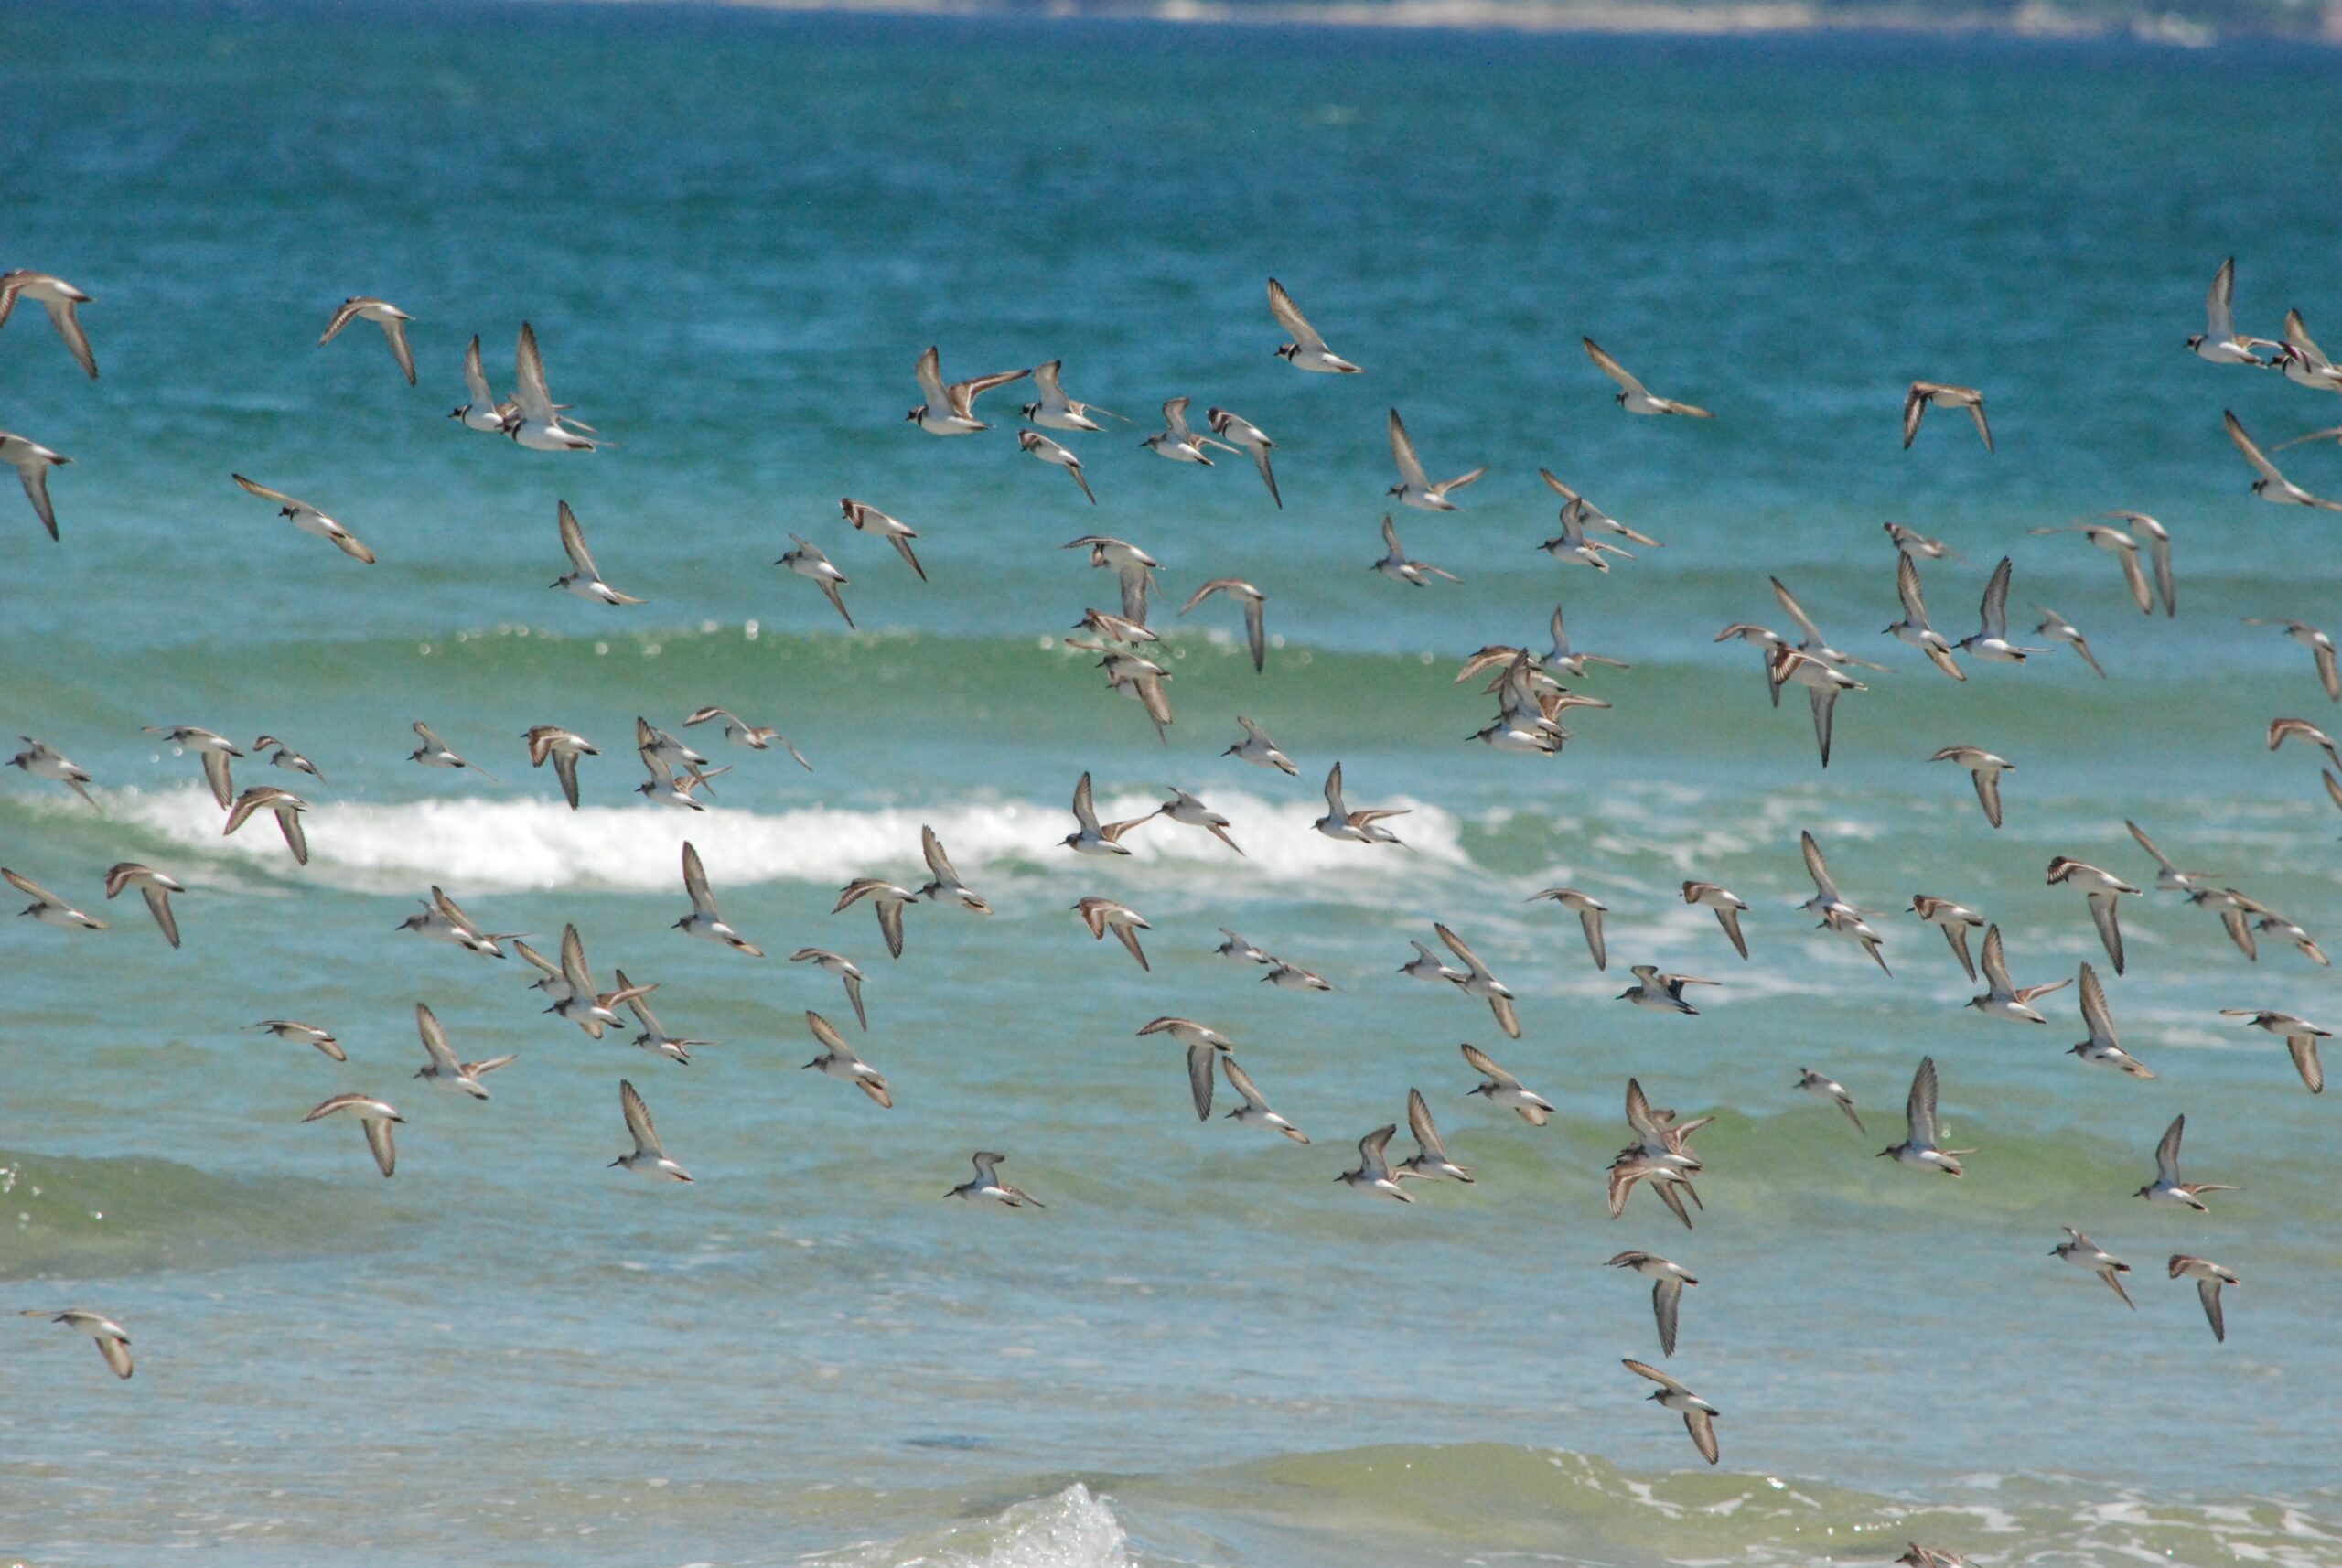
left=5, top=255, right=2339, bottom=1539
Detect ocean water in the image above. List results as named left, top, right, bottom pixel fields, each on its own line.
left=5, top=5, right=2342, bottom=1564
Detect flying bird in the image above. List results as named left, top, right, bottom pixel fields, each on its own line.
left=0, top=270, right=99, bottom=377
left=231, top=474, right=376, bottom=564
left=1903, top=381, right=1993, bottom=453
left=1266, top=278, right=1360, bottom=373
left=1585, top=338, right=1712, bottom=417
left=317, top=295, right=417, bottom=385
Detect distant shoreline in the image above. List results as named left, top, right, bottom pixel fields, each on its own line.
left=546, top=0, right=2335, bottom=46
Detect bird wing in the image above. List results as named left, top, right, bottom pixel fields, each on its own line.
left=381, top=315, right=417, bottom=386
left=232, top=473, right=301, bottom=510
left=1896, top=553, right=1930, bottom=625
left=682, top=841, right=718, bottom=917
left=1358, top=1123, right=1400, bottom=1177
left=1266, top=277, right=1327, bottom=352
left=620, top=1079, right=663, bottom=1154
left=2226, top=410, right=2288, bottom=486
left=912, top=345, right=948, bottom=410
left=1072, top=770, right=1101, bottom=832
left=1323, top=761, right=1347, bottom=817
left=1461, top=1041, right=1520, bottom=1089
left=1801, top=831, right=1840, bottom=905
left=921, top=823, right=961, bottom=887
left=1622, top=1357, right=1689, bottom=1394
left=464, top=333, right=495, bottom=406
left=1583, top=338, right=1649, bottom=399
left=2207, top=256, right=2237, bottom=341
left=557, top=500, right=599, bottom=577
left=364, top=1118, right=397, bottom=1178
left=1187, top=1042, right=1217, bottom=1120
left=1686, top=1408, right=1720, bottom=1466
left=2155, top=1113, right=2186, bottom=1185
left=1770, top=578, right=1827, bottom=647
left=1653, top=1277, right=1682, bottom=1358
left=1406, top=1087, right=1449, bottom=1160
left=2079, top=961, right=2117, bottom=1047
left=2116, top=545, right=2153, bottom=614
left=1907, top=1055, right=1941, bottom=1144
left=559, top=923, right=596, bottom=995
left=513, top=322, right=556, bottom=424
left=1980, top=924, right=2013, bottom=992
left=806, top=1009, right=854, bottom=1059
left=3, top=867, right=58, bottom=902
left=1978, top=556, right=2013, bottom=639
left=1434, top=921, right=1492, bottom=980
left=1387, top=409, right=1429, bottom=490
left=415, top=1002, right=462, bottom=1072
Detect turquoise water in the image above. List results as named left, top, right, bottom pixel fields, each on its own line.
left=5, top=6, right=2342, bottom=1565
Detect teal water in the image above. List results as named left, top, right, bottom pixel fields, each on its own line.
left=5, top=5, right=2342, bottom=1565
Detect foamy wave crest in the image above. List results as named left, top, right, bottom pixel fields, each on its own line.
left=107, top=784, right=1469, bottom=895
left=810, top=1484, right=1130, bottom=1568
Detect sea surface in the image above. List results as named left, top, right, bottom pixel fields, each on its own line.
left=5, top=5, right=2342, bottom=1565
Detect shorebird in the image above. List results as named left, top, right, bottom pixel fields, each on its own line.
left=103, top=863, right=185, bottom=947
left=838, top=497, right=927, bottom=580
left=2030, top=521, right=2152, bottom=614
left=801, top=1010, right=891, bottom=1107
left=612, top=1079, right=692, bottom=1181
left=1931, top=746, right=2014, bottom=829
left=317, top=295, right=416, bottom=384
left=304, top=1092, right=403, bottom=1177
left=1153, top=787, right=1241, bottom=855
left=1, top=430, right=70, bottom=540
left=412, top=1003, right=515, bottom=1099
left=2070, top=962, right=2154, bottom=1079
left=1879, top=1055, right=1971, bottom=1176
left=1400, top=940, right=1464, bottom=985
left=2123, top=818, right=2218, bottom=897
left=1884, top=521, right=1956, bottom=560
left=1338, top=1124, right=1413, bottom=1202
left=1267, top=277, right=1360, bottom=373
left=1018, top=428, right=1095, bottom=503
left=1607, top=1253, right=1697, bottom=1357
left=1539, top=471, right=1661, bottom=547
left=1221, top=1057, right=1308, bottom=1144
left=834, top=876, right=919, bottom=960
left=1063, top=770, right=1149, bottom=855
left=1681, top=881, right=1752, bottom=960
left=451, top=333, right=512, bottom=432
left=2252, top=905, right=2329, bottom=966
left=255, top=735, right=327, bottom=785
left=683, top=706, right=811, bottom=769
left=409, top=721, right=497, bottom=781
left=1770, top=648, right=1865, bottom=768
left=1969, top=925, right=2069, bottom=1024
left=1020, top=359, right=1123, bottom=431
left=1463, top=1043, right=1552, bottom=1124
left=1539, top=497, right=1635, bottom=572
left=1205, top=407, right=1280, bottom=506
left=1908, top=895, right=1985, bottom=981
left=396, top=885, right=518, bottom=959
left=2102, top=511, right=2175, bottom=615
left=2187, top=258, right=2272, bottom=364
left=2243, top=618, right=2340, bottom=702
left=2270, top=307, right=2342, bottom=392
left=1895, top=1545, right=1968, bottom=1568
left=1223, top=715, right=1297, bottom=776
left=546, top=925, right=652, bottom=1039
left=1313, top=762, right=1407, bottom=844
left=222, top=785, right=310, bottom=866
left=1139, top=395, right=1231, bottom=466
left=1622, top=1360, right=1720, bottom=1464
left=1063, top=534, right=1160, bottom=623
left=790, top=948, right=868, bottom=1029
left=231, top=474, right=376, bottom=564
left=1903, top=381, right=1992, bottom=452
left=1800, top=833, right=1891, bottom=974
left=502, top=322, right=599, bottom=451
left=2031, top=605, right=2104, bottom=677
left=2271, top=716, right=2342, bottom=771
left=2136, top=1113, right=2235, bottom=1210
left=947, top=1151, right=1041, bottom=1207
left=675, top=842, right=763, bottom=956
left=2047, top=856, right=2142, bottom=972
left=0, top=270, right=99, bottom=377
left=907, top=345, right=1026, bottom=435
left=618, top=973, right=710, bottom=1065
left=1585, top=338, right=1712, bottom=417
left=1181, top=577, right=1269, bottom=673
left=255, top=1018, right=345, bottom=1061
left=1260, top=955, right=1326, bottom=988
left=5, top=868, right=107, bottom=931
left=21, top=1309, right=132, bottom=1379
left=1431, top=923, right=1520, bottom=1036
left=777, top=534, right=854, bottom=628
left=549, top=500, right=642, bottom=605
left=1074, top=895, right=1152, bottom=971
left=2226, top=411, right=2342, bottom=510
left=2219, top=1006, right=2328, bottom=1093
left=1794, top=1068, right=1865, bottom=1133
left=2169, top=1255, right=2240, bottom=1343
left=1386, top=408, right=1485, bottom=510
left=1885, top=555, right=1966, bottom=681
left=9, top=736, right=97, bottom=808
left=1959, top=557, right=2045, bottom=662
left=1772, top=576, right=1888, bottom=678
left=2051, top=1228, right=2134, bottom=1308
left=1136, top=1016, right=1235, bottom=1119
left=916, top=824, right=991, bottom=914
left=522, top=725, right=597, bottom=810
left=1215, top=929, right=1271, bottom=966
left=1370, top=513, right=1460, bottom=586
left=1618, top=965, right=1717, bottom=1015
left=1397, top=1089, right=1473, bottom=1184
left=1530, top=887, right=1608, bottom=970
left=143, top=725, right=242, bottom=809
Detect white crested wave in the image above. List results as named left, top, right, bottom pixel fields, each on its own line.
left=809, top=1484, right=1131, bottom=1568
left=103, top=783, right=1470, bottom=895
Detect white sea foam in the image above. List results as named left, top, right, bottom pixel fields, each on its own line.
left=106, top=783, right=1471, bottom=895
left=806, top=1484, right=1130, bottom=1568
